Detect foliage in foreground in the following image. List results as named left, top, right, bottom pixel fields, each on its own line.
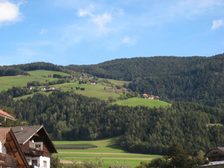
left=51, top=156, right=102, bottom=168
left=136, top=145, right=207, bottom=168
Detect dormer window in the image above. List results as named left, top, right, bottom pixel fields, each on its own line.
left=34, top=142, right=43, bottom=151
left=29, top=141, right=43, bottom=150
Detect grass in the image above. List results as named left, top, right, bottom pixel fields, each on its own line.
left=14, top=82, right=122, bottom=101
left=0, top=70, right=170, bottom=108
left=28, top=70, right=69, bottom=77
left=52, top=82, right=122, bottom=100
left=102, top=78, right=130, bottom=87
left=0, top=70, right=69, bottom=92
left=54, top=138, right=160, bottom=168
left=0, top=70, right=123, bottom=101
left=113, top=97, right=170, bottom=108
left=55, top=144, right=97, bottom=150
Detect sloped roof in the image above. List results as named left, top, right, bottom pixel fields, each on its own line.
left=0, top=109, right=16, bottom=121
left=205, top=147, right=224, bottom=158
left=12, top=125, right=57, bottom=153
left=12, top=125, right=43, bottom=144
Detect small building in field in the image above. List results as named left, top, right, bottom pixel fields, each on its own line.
left=0, top=128, right=29, bottom=168
left=206, top=147, right=224, bottom=162
left=142, top=93, right=160, bottom=100
left=200, top=147, right=224, bottom=167
left=12, top=125, right=57, bottom=168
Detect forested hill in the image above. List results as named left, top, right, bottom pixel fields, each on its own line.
left=0, top=62, right=64, bottom=76
left=67, top=54, right=224, bottom=106
left=1, top=54, right=224, bottom=105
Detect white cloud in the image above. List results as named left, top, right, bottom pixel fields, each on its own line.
left=40, top=28, right=48, bottom=35
left=211, top=19, right=224, bottom=30
left=121, top=36, right=136, bottom=46
left=0, top=0, right=21, bottom=24
left=91, top=13, right=112, bottom=33
left=78, top=4, right=95, bottom=17
left=51, top=0, right=224, bottom=52
left=78, top=5, right=113, bottom=34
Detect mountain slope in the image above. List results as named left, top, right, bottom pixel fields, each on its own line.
left=67, top=54, right=224, bottom=105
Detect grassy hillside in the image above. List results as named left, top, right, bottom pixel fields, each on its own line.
left=0, top=69, right=170, bottom=107
left=0, top=70, right=69, bottom=91
left=67, top=54, right=224, bottom=106
left=54, top=138, right=160, bottom=168
left=52, top=82, right=122, bottom=100
left=114, top=97, right=170, bottom=108
left=6, top=70, right=126, bottom=101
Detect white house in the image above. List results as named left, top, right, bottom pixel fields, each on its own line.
left=12, top=125, right=57, bottom=168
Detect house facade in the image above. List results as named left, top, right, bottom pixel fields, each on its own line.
left=12, top=125, right=57, bottom=168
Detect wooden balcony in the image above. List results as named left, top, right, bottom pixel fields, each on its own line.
left=24, top=148, right=45, bottom=157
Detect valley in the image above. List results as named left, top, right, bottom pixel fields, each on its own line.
left=0, top=57, right=223, bottom=168
left=54, top=138, right=160, bottom=168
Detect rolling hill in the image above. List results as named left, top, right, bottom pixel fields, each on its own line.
left=0, top=69, right=169, bottom=107
left=0, top=70, right=69, bottom=91
left=0, top=59, right=224, bottom=158
left=67, top=54, right=224, bottom=106
left=114, top=97, right=170, bottom=108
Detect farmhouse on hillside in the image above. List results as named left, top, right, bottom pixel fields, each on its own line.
left=12, top=125, right=57, bottom=168
left=0, top=128, right=29, bottom=168
left=142, top=93, right=160, bottom=100
left=200, top=147, right=224, bottom=167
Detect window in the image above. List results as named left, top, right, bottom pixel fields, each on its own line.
left=43, top=160, right=47, bottom=168
left=34, top=142, right=43, bottom=150
left=32, top=159, right=37, bottom=166
left=29, top=141, right=35, bottom=148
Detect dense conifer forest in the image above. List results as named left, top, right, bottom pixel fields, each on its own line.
left=0, top=54, right=224, bottom=155
left=1, top=91, right=224, bottom=155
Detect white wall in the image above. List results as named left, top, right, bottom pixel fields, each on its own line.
left=0, top=142, right=6, bottom=154
left=39, top=156, right=50, bottom=168
left=26, top=156, right=50, bottom=168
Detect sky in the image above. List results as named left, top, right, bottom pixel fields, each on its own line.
left=0, top=0, right=224, bottom=65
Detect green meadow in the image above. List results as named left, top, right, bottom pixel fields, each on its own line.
left=52, top=82, right=122, bottom=100
left=0, top=70, right=69, bottom=91
left=0, top=70, right=170, bottom=108
left=114, top=97, right=170, bottom=108
left=0, top=70, right=123, bottom=100
left=54, top=138, right=160, bottom=168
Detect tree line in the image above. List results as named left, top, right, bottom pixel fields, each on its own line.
left=1, top=91, right=224, bottom=155
left=0, top=62, right=64, bottom=76
left=1, top=55, right=224, bottom=107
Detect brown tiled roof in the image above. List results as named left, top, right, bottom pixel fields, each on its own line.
left=205, top=147, right=224, bottom=157
left=0, top=109, right=15, bottom=121
left=12, top=125, right=43, bottom=144
left=12, top=125, right=57, bottom=153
